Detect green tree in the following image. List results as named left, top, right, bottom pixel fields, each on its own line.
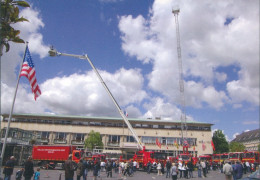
left=84, top=130, right=103, bottom=151
left=229, top=141, right=245, bottom=152
left=212, top=130, right=229, bottom=153
left=0, top=0, right=30, bottom=56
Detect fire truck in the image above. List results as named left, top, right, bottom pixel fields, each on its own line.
left=176, top=146, right=198, bottom=166
left=241, top=151, right=260, bottom=165
left=199, top=154, right=212, bottom=165
left=229, top=152, right=243, bottom=162
left=212, top=154, right=221, bottom=164
left=133, top=147, right=167, bottom=171
left=32, top=145, right=81, bottom=169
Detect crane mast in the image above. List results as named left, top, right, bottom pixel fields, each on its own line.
left=172, top=8, right=188, bottom=146
left=48, top=49, right=144, bottom=150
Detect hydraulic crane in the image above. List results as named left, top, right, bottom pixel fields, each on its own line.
left=172, top=8, right=188, bottom=152
left=48, top=48, right=144, bottom=150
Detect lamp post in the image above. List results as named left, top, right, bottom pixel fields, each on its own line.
left=48, top=48, right=144, bottom=150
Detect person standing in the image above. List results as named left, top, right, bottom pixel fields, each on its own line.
left=197, top=160, right=202, bottom=178
left=166, top=160, right=172, bottom=178
left=171, top=163, right=178, bottom=180
left=147, top=161, right=152, bottom=174
left=106, top=160, right=113, bottom=178
left=64, top=154, right=75, bottom=180
left=157, top=161, right=162, bottom=176
left=187, top=160, right=194, bottom=178
left=33, top=168, right=40, bottom=180
left=133, top=160, right=137, bottom=172
left=76, top=158, right=84, bottom=180
left=223, top=160, right=233, bottom=180
left=3, top=156, right=15, bottom=180
left=201, top=160, right=207, bottom=178
left=235, top=161, right=243, bottom=179
left=178, top=161, right=183, bottom=178
left=23, top=156, right=34, bottom=180
left=231, top=161, right=237, bottom=180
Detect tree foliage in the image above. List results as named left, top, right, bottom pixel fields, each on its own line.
left=0, top=0, right=30, bottom=55
left=212, top=130, right=229, bottom=153
left=229, top=141, right=245, bottom=152
left=84, top=130, right=103, bottom=151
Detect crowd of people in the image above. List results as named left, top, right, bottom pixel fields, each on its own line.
left=2, top=154, right=259, bottom=180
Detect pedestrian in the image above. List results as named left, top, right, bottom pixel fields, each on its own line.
left=33, top=168, right=40, bottom=180
left=223, top=160, right=233, bottom=180
left=187, top=160, right=194, bottom=178
left=147, top=161, right=152, bottom=174
left=235, top=161, right=243, bottom=179
left=23, top=156, right=34, bottom=180
left=157, top=161, right=162, bottom=175
left=64, top=154, right=75, bottom=180
left=197, top=160, right=202, bottom=178
left=245, top=161, right=250, bottom=172
left=231, top=161, right=237, bottom=180
left=166, top=159, right=172, bottom=178
left=93, top=161, right=99, bottom=180
left=15, top=168, right=24, bottom=180
left=171, top=163, right=178, bottom=180
left=133, top=160, right=137, bottom=172
left=82, top=159, right=89, bottom=180
left=243, top=162, right=247, bottom=174
left=76, top=158, right=84, bottom=180
left=3, top=156, right=15, bottom=180
left=106, top=159, right=113, bottom=178
left=201, top=160, right=207, bottom=178
left=183, top=162, right=188, bottom=179
left=178, top=161, right=183, bottom=178
left=129, top=160, right=133, bottom=175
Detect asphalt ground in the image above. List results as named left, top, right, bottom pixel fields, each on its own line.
left=0, top=167, right=257, bottom=180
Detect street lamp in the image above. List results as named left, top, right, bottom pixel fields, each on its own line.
left=48, top=47, right=144, bottom=150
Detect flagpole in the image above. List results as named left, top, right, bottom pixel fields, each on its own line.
left=0, top=43, right=28, bottom=174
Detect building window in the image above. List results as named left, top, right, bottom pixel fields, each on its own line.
left=126, top=136, right=136, bottom=142
left=108, top=135, right=120, bottom=143
left=74, top=133, right=84, bottom=141
left=55, top=132, right=66, bottom=140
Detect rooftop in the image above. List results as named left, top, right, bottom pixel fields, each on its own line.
left=232, top=129, right=260, bottom=142
left=1, top=113, right=213, bottom=126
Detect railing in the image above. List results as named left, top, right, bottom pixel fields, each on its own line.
left=53, top=139, right=67, bottom=144
left=71, top=140, right=84, bottom=145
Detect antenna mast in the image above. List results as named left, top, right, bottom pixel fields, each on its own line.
left=172, top=8, right=188, bottom=145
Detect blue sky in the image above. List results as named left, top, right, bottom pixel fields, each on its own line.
left=1, top=0, right=259, bottom=141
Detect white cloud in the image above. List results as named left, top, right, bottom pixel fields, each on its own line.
left=118, top=0, right=259, bottom=110
left=38, top=68, right=147, bottom=116
left=243, top=121, right=259, bottom=125
left=233, top=133, right=239, bottom=139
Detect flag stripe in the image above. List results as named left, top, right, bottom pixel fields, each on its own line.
left=20, top=47, right=41, bottom=100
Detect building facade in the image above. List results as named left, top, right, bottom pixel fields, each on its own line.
left=232, top=129, right=260, bottom=151
left=1, top=113, right=214, bottom=161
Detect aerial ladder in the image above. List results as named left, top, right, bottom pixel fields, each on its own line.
left=172, top=8, right=188, bottom=154
left=48, top=48, right=144, bottom=151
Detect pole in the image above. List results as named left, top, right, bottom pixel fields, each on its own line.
left=0, top=43, right=27, bottom=174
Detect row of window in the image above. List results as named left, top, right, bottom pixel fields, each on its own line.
left=1, top=129, right=197, bottom=146
left=4, top=118, right=211, bottom=131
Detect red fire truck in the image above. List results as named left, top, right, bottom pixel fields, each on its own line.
left=212, top=154, right=221, bottom=164
left=241, top=151, right=260, bottom=165
left=199, top=154, right=212, bottom=164
left=176, top=146, right=198, bottom=166
left=133, top=147, right=167, bottom=171
left=32, top=145, right=81, bottom=169
left=229, top=152, right=243, bottom=162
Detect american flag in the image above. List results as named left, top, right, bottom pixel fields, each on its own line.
left=20, top=46, right=41, bottom=100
